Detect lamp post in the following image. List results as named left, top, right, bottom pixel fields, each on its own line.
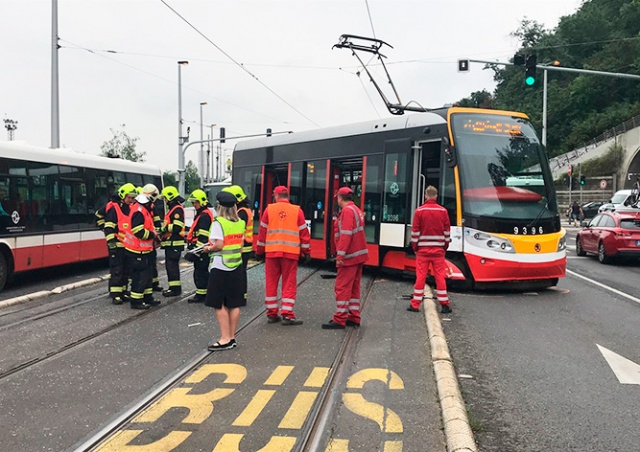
left=3, top=119, right=18, bottom=141
left=210, top=124, right=216, bottom=181
left=199, top=102, right=207, bottom=183
left=177, top=60, right=189, bottom=196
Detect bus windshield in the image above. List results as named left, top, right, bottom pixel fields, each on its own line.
left=451, top=113, right=557, bottom=223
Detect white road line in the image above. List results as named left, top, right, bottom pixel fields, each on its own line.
left=567, top=269, right=640, bottom=305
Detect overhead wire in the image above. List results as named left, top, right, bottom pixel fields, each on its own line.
left=160, top=0, right=320, bottom=128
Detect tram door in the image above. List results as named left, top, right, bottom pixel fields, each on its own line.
left=260, top=164, right=289, bottom=211
left=411, top=140, right=442, bottom=217
left=327, top=158, right=364, bottom=258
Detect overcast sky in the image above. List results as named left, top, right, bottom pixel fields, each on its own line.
left=2, top=0, right=582, bottom=178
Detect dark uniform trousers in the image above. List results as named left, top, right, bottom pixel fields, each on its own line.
left=126, top=251, right=153, bottom=303
left=193, top=253, right=209, bottom=297
left=108, top=247, right=126, bottom=297
left=165, top=248, right=182, bottom=289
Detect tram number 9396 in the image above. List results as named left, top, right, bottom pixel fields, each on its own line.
left=513, top=226, right=544, bottom=235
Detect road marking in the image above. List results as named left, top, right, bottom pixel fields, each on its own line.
left=232, top=389, right=276, bottom=426
left=279, top=391, right=319, bottom=428
left=566, top=269, right=640, bottom=305
left=597, top=344, right=640, bottom=385
left=304, top=367, right=330, bottom=387
left=264, top=365, right=294, bottom=385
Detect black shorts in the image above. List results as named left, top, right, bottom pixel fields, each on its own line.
left=204, top=266, right=247, bottom=309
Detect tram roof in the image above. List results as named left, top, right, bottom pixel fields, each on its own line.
left=0, top=141, right=162, bottom=175
left=234, top=112, right=448, bottom=152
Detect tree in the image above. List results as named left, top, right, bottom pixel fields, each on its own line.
left=163, top=171, right=177, bottom=188
left=184, top=160, right=201, bottom=195
left=100, top=124, right=146, bottom=162
left=457, top=90, right=494, bottom=109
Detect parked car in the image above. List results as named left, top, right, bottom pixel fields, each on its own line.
left=576, top=211, right=640, bottom=263
left=598, top=189, right=634, bottom=213
left=581, top=201, right=605, bottom=219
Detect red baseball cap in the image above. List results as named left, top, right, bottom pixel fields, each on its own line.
left=273, top=185, right=289, bottom=195
left=335, top=187, right=353, bottom=197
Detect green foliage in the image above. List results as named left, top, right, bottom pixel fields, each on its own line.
left=184, top=160, right=201, bottom=195
left=100, top=124, right=146, bottom=162
left=457, top=90, right=494, bottom=109
left=465, top=0, right=640, bottom=158
left=163, top=171, right=177, bottom=188
left=581, top=143, right=624, bottom=176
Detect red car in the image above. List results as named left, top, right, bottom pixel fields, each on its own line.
left=576, top=211, right=640, bottom=263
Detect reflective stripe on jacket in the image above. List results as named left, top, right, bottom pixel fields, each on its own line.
left=161, top=203, right=185, bottom=248
left=211, top=217, right=245, bottom=268
left=123, top=204, right=155, bottom=253
left=256, top=200, right=310, bottom=260
left=411, top=199, right=451, bottom=255
left=334, top=202, right=368, bottom=265
left=237, top=206, right=254, bottom=254
left=187, top=208, right=214, bottom=247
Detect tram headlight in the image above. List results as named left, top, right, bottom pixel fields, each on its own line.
left=466, top=230, right=515, bottom=253
left=557, top=236, right=566, bottom=251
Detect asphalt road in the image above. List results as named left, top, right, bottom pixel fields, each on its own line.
left=445, top=225, right=640, bottom=451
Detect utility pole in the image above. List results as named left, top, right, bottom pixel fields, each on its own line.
left=51, top=0, right=60, bottom=148
left=578, top=162, right=583, bottom=203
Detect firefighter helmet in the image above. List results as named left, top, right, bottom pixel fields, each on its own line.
left=223, top=185, right=246, bottom=202
left=118, top=183, right=137, bottom=200
left=135, top=186, right=143, bottom=195
left=188, top=189, right=208, bottom=205
left=142, top=183, right=159, bottom=201
left=161, top=186, right=181, bottom=202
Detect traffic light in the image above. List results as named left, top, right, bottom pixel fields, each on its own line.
left=525, top=54, right=537, bottom=86
left=458, top=59, right=469, bottom=72
left=580, top=175, right=585, bottom=185
left=219, top=127, right=226, bottom=143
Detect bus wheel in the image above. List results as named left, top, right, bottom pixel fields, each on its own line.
left=0, top=252, right=7, bottom=292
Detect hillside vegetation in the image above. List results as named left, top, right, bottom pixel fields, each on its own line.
left=458, top=0, right=640, bottom=160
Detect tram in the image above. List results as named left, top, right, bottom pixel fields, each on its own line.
left=0, top=141, right=163, bottom=291
left=232, top=107, right=566, bottom=289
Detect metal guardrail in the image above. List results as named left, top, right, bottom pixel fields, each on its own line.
left=549, top=113, right=640, bottom=171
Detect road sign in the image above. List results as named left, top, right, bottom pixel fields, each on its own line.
left=600, top=179, right=607, bottom=189
left=567, top=164, right=573, bottom=176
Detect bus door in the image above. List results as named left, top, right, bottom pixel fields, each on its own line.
left=327, top=158, right=364, bottom=259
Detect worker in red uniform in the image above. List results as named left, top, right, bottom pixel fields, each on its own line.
left=322, top=187, right=369, bottom=329
left=255, top=186, right=310, bottom=325
left=409, top=185, right=452, bottom=314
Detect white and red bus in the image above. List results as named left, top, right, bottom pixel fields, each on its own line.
left=232, top=107, right=567, bottom=290
left=0, top=141, right=162, bottom=291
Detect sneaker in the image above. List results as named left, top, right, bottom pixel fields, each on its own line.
left=130, top=302, right=150, bottom=310
left=162, top=289, right=182, bottom=297
left=346, top=319, right=360, bottom=327
left=112, top=296, right=123, bottom=305
left=188, top=295, right=205, bottom=304
left=440, top=305, right=452, bottom=314
left=267, top=315, right=281, bottom=324
left=407, top=306, right=420, bottom=312
left=322, top=320, right=345, bottom=329
left=207, top=340, right=236, bottom=351
left=282, top=317, right=304, bottom=326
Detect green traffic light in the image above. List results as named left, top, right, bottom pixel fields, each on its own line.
left=525, top=76, right=535, bottom=86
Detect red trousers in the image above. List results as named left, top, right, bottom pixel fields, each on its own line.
left=265, top=257, right=299, bottom=318
left=412, top=252, right=449, bottom=309
left=332, top=263, right=363, bottom=325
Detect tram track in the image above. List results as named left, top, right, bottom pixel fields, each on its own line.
left=74, top=264, right=365, bottom=452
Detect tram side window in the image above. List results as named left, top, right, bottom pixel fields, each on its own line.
left=364, top=155, right=382, bottom=243
left=304, top=161, right=327, bottom=240
left=382, top=153, right=408, bottom=224
left=290, top=163, right=303, bottom=207
left=440, top=164, right=457, bottom=225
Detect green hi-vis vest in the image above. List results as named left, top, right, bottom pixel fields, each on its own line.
left=212, top=217, right=246, bottom=269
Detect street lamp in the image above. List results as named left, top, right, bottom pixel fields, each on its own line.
left=177, top=60, right=189, bottom=196
left=3, top=119, right=18, bottom=141
left=199, top=102, right=207, bottom=183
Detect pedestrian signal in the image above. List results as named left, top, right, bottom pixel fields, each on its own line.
left=580, top=175, right=585, bottom=185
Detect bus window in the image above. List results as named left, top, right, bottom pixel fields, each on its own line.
left=28, top=161, right=60, bottom=231
left=382, top=152, right=409, bottom=224
left=85, top=168, right=109, bottom=215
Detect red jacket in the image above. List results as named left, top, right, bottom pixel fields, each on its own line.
left=256, top=200, right=310, bottom=260
left=411, top=199, right=451, bottom=256
left=334, top=202, right=368, bottom=266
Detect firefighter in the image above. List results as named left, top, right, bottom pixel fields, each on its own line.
left=123, top=193, right=159, bottom=309
left=255, top=186, right=310, bottom=325
left=186, top=189, right=214, bottom=303
left=409, top=185, right=452, bottom=314
left=142, top=183, right=164, bottom=292
left=160, top=186, right=185, bottom=297
left=322, top=187, right=368, bottom=329
left=103, top=183, right=137, bottom=304
left=222, top=185, right=253, bottom=289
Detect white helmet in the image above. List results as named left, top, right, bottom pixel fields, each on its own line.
left=135, top=194, right=151, bottom=204
left=142, top=183, right=159, bottom=201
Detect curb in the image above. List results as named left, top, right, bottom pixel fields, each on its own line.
left=0, top=274, right=110, bottom=310
left=423, top=287, right=478, bottom=452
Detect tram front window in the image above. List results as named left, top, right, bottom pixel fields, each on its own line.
left=451, top=113, right=557, bottom=222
